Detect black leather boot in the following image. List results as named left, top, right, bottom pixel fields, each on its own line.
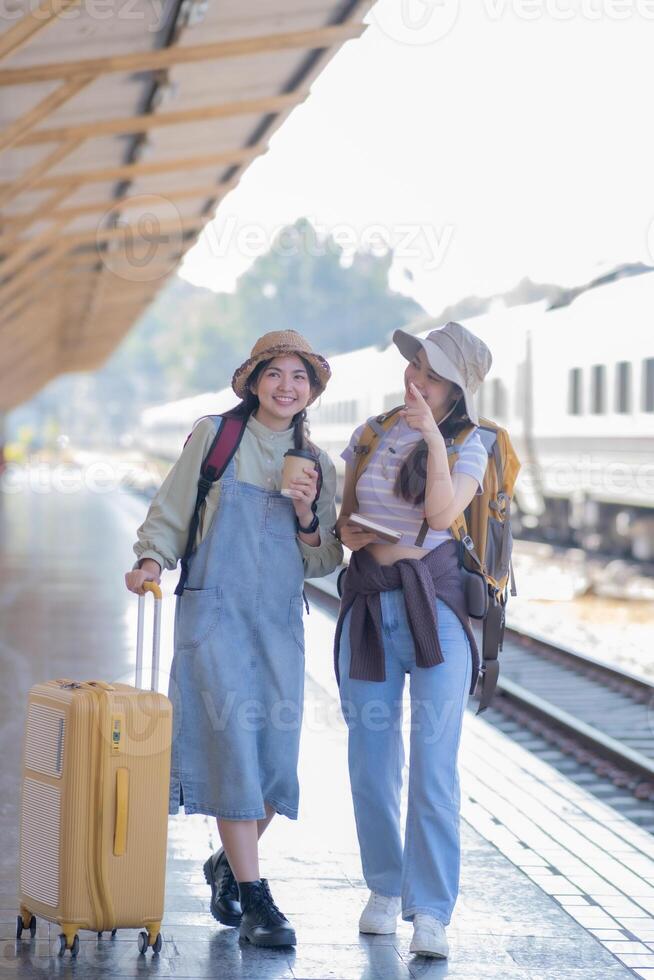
left=238, top=879, right=296, bottom=947
left=203, top=848, right=242, bottom=926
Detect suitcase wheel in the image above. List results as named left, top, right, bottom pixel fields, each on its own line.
left=138, top=930, right=162, bottom=955
left=16, top=913, right=36, bottom=939
left=58, top=932, right=79, bottom=957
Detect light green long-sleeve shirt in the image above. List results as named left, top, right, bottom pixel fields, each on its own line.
left=132, top=413, right=343, bottom=580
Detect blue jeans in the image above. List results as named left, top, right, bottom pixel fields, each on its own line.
left=337, top=589, right=473, bottom=924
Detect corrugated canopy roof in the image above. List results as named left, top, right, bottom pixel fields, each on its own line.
left=0, top=0, right=371, bottom=411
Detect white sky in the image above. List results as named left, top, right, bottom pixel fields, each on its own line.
left=179, top=0, right=654, bottom=314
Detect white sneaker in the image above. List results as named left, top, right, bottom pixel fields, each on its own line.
left=358, top=891, right=402, bottom=934
left=410, top=914, right=449, bottom=958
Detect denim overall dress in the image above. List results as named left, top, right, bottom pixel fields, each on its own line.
left=168, top=454, right=306, bottom=820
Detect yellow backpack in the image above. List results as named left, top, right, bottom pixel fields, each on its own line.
left=351, top=406, right=521, bottom=713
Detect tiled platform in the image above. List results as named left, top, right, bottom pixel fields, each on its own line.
left=0, top=478, right=645, bottom=977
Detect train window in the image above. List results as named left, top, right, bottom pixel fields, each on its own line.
left=590, top=364, right=606, bottom=414
left=568, top=368, right=583, bottom=415
left=643, top=358, right=654, bottom=412
left=615, top=361, right=632, bottom=413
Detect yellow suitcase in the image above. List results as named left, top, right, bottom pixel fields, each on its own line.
left=16, top=582, right=172, bottom=957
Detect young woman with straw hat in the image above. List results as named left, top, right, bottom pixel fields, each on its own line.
left=334, top=321, right=492, bottom=958
left=125, top=330, right=342, bottom=948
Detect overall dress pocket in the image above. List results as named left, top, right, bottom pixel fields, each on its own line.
left=176, top=586, right=222, bottom=650
left=265, top=497, right=297, bottom=539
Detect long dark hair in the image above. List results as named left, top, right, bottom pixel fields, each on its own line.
left=394, top=389, right=472, bottom=506
left=222, top=355, right=319, bottom=454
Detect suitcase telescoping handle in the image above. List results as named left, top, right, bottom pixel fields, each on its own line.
left=135, top=581, right=162, bottom=691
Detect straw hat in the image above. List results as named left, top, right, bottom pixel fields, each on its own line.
left=393, top=321, right=492, bottom=425
left=231, top=330, right=331, bottom=405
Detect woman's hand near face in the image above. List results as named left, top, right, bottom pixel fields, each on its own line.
left=400, top=383, right=441, bottom=441
left=286, top=464, right=319, bottom=524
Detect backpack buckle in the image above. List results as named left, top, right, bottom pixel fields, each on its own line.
left=353, top=446, right=369, bottom=456
left=462, top=534, right=475, bottom=552
left=197, top=475, right=214, bottom=494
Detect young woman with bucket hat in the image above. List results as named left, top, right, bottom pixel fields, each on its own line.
left=125, top=331, right=342, bottom=948
left=334, top=321, right=492, bottom=958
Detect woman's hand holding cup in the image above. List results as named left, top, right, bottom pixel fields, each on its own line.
left=287, top=465, right=319, bottom=525
left=282, top=450, right=319, bottom=525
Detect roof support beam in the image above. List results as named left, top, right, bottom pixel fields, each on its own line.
left=0, top=180, right=238, bottom=245
left=71, top=212, right=206, bottom=248
left=0, top=0, right=81, bottom=63
left=0, top=261, right=176, bottom=327
left=0, top=137, right=84, bottom=209
left=0, top=144, right=263, bottom=193
left=0, top=75, right=93, bottom=153
left=18, top=91, right=306, bottom=146
left=0, top=183, right=78, bottom=253
left=0, top=214, right=204, bottom=305
left=0, top=218, right=69, bottom=279
left=0, top=240, right=70, bottom=307
left=0, top=24, right=364, bottom=87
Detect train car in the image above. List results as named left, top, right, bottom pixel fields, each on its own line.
left=517, top=272, right=654, bottom=558
left=134, top=271, right=654, bottom=560
left=138, top=388, right=238, bottom=465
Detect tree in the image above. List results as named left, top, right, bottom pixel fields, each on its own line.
left=119, top=217, right=423, bottom=401
left=8, top=219, right=425, bottom=441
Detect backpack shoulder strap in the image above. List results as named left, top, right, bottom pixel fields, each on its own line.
left=352, top=406, right=404, bottom=485
left=446, top=422, right=495, bottom=555
left=201, top=415, right=249, bottom=482
left=175, top=414, right=248, bottom=596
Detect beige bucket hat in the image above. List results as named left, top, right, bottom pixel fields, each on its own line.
left=231, top=330, right=331, bottom=405
left=393, top=320, right=492, bottom=425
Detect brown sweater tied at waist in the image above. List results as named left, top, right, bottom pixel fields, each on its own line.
left=333, top=537, right=480, bottom=695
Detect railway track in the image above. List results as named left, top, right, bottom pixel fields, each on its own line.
left=306, top=572, right=654, bottom=833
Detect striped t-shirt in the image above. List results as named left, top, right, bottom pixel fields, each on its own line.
left=341, top=417, right=488, bottom=550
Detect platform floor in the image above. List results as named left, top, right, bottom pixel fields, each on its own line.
left=0, top=477, right=646, bottom=978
